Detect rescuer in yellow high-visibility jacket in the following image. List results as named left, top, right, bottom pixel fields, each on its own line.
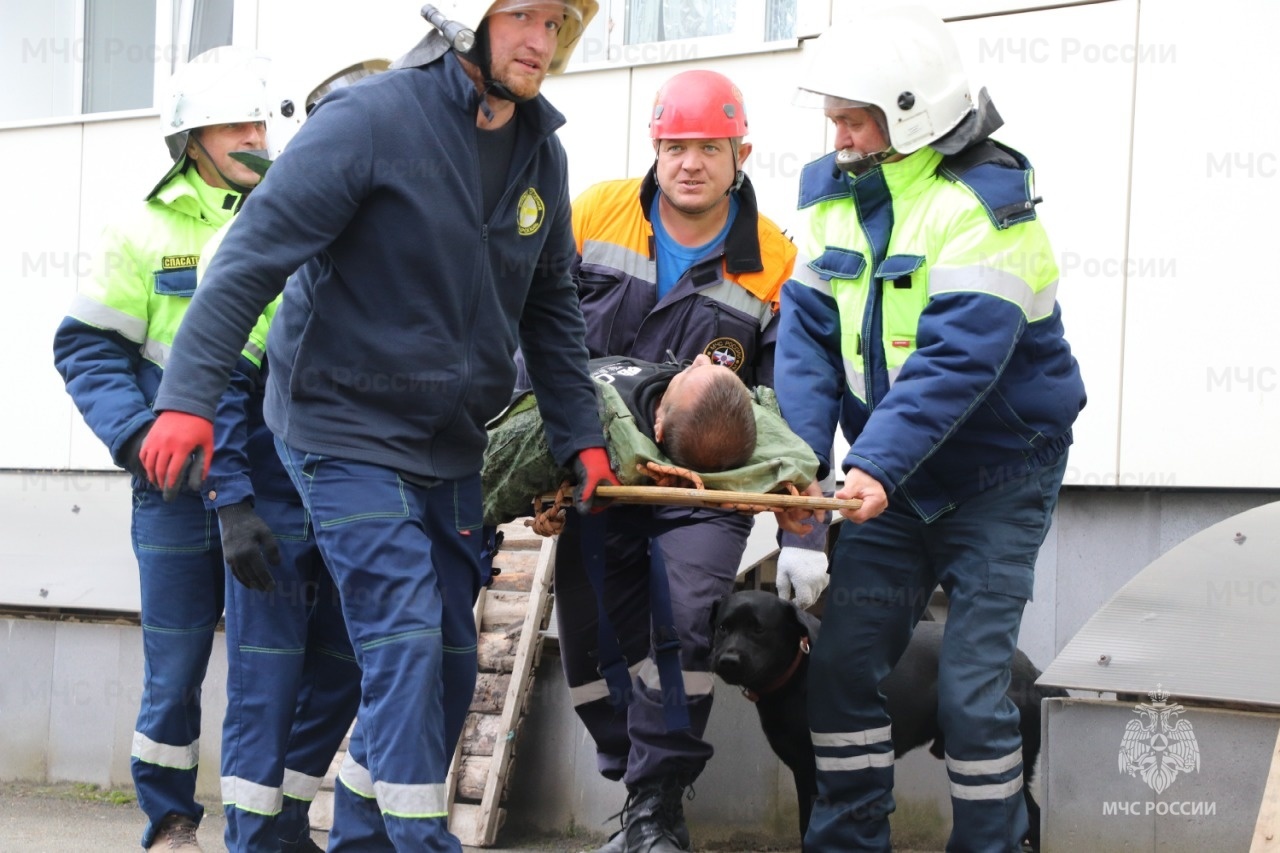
left=52, top=46, right=275, bottom=852
left=774, top=8, right=1086, bottom=852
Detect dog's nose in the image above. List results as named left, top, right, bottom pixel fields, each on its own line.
left=714, top=652, right=744, bottom=682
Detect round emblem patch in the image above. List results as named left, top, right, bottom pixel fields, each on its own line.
left=704, top=337, right=746, bottom=372
left=516, top=188, right=545, bottom=236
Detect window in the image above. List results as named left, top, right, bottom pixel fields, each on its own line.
left=626, top=0, right=796, bottom=42
left=0, top=0, right=233, bottom=124
left=569, top=0, right=799, bottom=69
left=82, top=0, right=160, bottom=114
left=170, top=0, right=233, bottom=75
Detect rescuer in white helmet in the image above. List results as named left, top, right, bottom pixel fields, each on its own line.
left=53, top=45, right=272, bottom=851
left=777, top=8, right=1084, bottom=852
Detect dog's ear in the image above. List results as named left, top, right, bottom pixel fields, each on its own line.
left=709, top=593, right=730, bottom=631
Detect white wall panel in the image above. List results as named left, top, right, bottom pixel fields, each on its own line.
left=948, top=2, right=1134, bottom=486
left=707, top=50, right=829, bottom=234
left=255, top=0, right=424, bottom=77
left=0, top=124, right=84, bottom=469
left=1121, top=0, right=1280, bottom=487
left=542, top=68, right=635, bottom=199
left=850, top=0, right=1106, bottom=22
left=68, top=117, right=169, bottom=470
left=0, top=472, right=139, bottom=612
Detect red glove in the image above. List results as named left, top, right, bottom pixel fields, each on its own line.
left=572, top=446, right=619, bottom=514
left=139, top=411, right=214, bottom=502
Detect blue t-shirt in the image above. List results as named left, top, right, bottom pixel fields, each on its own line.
left=651, top=192, right=739, bottom=300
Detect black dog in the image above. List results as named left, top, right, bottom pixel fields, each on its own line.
left=709, top=590, right=1062, bottom=850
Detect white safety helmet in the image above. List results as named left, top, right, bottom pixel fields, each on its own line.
left=269, top=58, right=391, bottom=157
left=161, top=45, right=272, bottom=161
left=428, top=0, right=599, bottom=74
left=796, top=6, right=973, bottom=155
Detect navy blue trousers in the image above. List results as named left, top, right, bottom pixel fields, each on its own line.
left=279, top=442, right=481, bottom=852
left=220, top=492, right=361, bottom=852
left=555, top=505, right=752, bottom=787
left=130, top=488, right=224, bottom=849
left=804, top=457, right=1066, bottom=853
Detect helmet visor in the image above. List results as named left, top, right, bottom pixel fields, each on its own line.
left=487, top=0, right=583, bottom=25
left=793, top=88, right=875, bottom=112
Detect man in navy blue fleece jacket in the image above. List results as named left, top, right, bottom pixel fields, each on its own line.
left=140, top=2, right=614, bottom=850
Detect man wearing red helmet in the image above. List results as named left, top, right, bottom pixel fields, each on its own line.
left=556, top=70, right=810, bottom=853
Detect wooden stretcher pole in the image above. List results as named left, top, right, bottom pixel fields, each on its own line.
left=537, top=485, right=862, bottom=513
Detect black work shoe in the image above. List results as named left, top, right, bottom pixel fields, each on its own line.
left=621, top=777, right=692, bottom=853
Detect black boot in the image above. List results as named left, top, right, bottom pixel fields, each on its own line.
left=621, top=777, right=691, bottom=853
left=593, top=777, right=693, bottom=853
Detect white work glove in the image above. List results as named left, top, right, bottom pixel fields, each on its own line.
left=776, top=546, right=830, bottom=610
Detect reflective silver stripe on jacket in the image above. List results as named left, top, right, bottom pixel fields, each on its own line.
left=790, top=259, right=834, bottom=297
left=580, top=239, right=653, bottom=283
left=142, top=337, right=171, bottom=369
left=698, top=280, right=775, bottom=331
left=929, top=267, right=1059, bottom=320
left=845, top=358, right=866, bottom=401
left=68, top=294, right=146, bottom=343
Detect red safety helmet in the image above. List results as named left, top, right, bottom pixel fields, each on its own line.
left=649, top=70, right=748, bottom=140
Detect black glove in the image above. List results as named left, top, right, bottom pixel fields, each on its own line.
left=119, top=422, right=153, bottom=480
left=217, top=501, right=281, bottom=592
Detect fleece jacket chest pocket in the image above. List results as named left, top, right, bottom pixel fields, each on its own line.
left=153, top=267, right=198, bottom=297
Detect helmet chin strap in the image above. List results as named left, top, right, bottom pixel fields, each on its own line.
left=461, top=21, right=533, bottom=120
left=833, top=147, right=896, bottom=177
left=729, top=138, right=745, bottom=194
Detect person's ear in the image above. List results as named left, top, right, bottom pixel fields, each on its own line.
left=653, top=410, right=665, bottom=443
left=736, top=140, right=753, bottom=167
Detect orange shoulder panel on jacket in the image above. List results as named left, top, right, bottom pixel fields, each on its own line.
left=731, top=212, right=797, bottom=308
left=571, top=178, right=649, bottom=257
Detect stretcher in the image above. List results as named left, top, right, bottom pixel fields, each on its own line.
left=527, top=461, right=863, bottom=536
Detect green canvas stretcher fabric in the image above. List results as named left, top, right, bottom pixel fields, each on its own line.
left=481, top=383, right=819, bottom=526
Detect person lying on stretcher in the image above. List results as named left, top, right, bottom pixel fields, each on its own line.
left=481, top=354, right=820, bottom=528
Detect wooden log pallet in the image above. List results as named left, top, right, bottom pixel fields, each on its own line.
left=449, top=520, right=557, bottom=846
left=307, top=520, right=556, bottom=848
